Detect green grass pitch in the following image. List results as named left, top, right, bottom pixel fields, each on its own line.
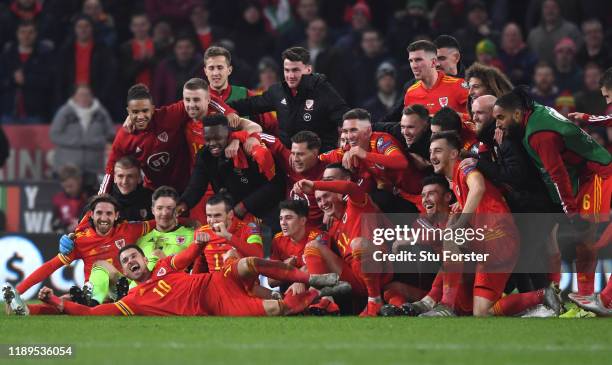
left=1, top=314, right=610, bottom=365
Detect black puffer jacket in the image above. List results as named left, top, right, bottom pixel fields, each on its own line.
left=229, top=73, right=348, bottom=152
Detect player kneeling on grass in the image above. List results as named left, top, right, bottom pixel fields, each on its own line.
left=379, top=175, right=453, bottom=316
left=415, top=132, right=562, bottom=317
left=14, top=231, right=350, bottom=316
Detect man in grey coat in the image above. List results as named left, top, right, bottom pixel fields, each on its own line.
left=50, top=85, right=116, bottom=176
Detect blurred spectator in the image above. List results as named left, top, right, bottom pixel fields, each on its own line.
left=51, top=164, right=91, bottom=234
left=153, top=35, right=202, bottom=106
left=553, top=37, right=582, bottom=94
left=387, top=0, right=431, bottom=61
left=576, top=18, right=611, bottom=70
left=260, top=0, right=293, bottom=34
left=145, top=0, right=199, bottom=25
left=475, top=39, right=504, bottom=71
left=344, top=27, right=392, bottom=106
left=50, top=85, right=115, bottom=176
left=574, top=63, right=607, bottom=116
left=255, top=57, right=280, bottom=92
left=301, top=18, right=328, bottom=71
left=334, top=0, right=371, bottom=51
left=55, top=14, right=117, bottom=116
left=430, top=0, right=464, bottom=36
left=0, top=20, right=53, bottom=123
left=453, top=1, right=498, bottom=67
left=0, top=0, right=55, bottom=47
left=189, top=1, right=226, bottom=53
left=553, top=90, right=575, bottom=117
left=119, top=13, right=159, bottom=91
left=363, top=62, right=400, bottom=123
left=527, top=0, right=582, bottom=65
left=530, top=61, right=559, bottom=107
left=434, top=34, right=463, bottom=77
left=277, top=0, right=319, bottom=55
left=230, top=1, right=275, bottom=68
left=498, top=22, right=538, bottom=86
left=82, top=0, right=116, bottom=47
left=152, top=20, right=175, bottom=60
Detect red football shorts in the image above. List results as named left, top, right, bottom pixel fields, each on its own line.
left=200, top=272, right=266, bottom=316
left=578, top=174, right=611, bottom=223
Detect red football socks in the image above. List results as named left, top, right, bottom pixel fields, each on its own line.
left=246, top=257, right=310, bottom=284
left=491, top=289, right=544, bottom=316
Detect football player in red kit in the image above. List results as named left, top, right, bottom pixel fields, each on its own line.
left=191, top=194, right=264, bottom=273
left=319, top=108, right=423, bottom=213
left=11, top=195, right=154, bottom=315
left=31, top=232, right=349, bottom=316
left=424, top=132, right=562, bottom=317
left=294, top=164, right=393, bottom=316
left=260, top=131, right=327, bottom=225
left=404, top=40, right=468, bottom=116
left=100, top=82, right=239, bottom=194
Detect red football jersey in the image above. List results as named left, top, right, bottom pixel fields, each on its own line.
left=260, top=133, right=326, bottom=225
left=115, top=255, right=211, bottom=316
left=101, top=101, right=191, bottom=193
left=198, top=218, right=264, bottom=272
left=404, top=71, right=468, bottom=116
left=58, top=220, right=152, bottom=280
left=271, top=227, right=329, bottom=268
left=312, top=181, right=382, bottom=263
left=318, top=132, right=406, bottom=193
left=101, top=97, right=234, bottom=193
left=451, top=161, right=511, bottom=215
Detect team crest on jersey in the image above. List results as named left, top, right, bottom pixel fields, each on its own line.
left=439, top=97, right=449, bottom=108
left=177, top=236, right=185, bottom=245
left=157, top=132, right=169, bottom=142
left=139, top=209, right=148, bottom=219
left=303, top=113, right=312, bottom=122
left=281, top=98, right=287, bottom=105
left=156, top=267, right=167, bottom=277
left=376, top=137, right=392, bottom=153
left=147, top=152, right=170, bottom=171
left=114, top=239, right=126, bottom=249
left=305, top=99, right=314, bottom=111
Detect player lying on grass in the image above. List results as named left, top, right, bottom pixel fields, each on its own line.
left=294, top=163, right=393, bottom=317
left=414, top=132, right=562, bottom=317
left=6, top=231, right=350, bottom=316
left=6, top=195, right=155, bottom=315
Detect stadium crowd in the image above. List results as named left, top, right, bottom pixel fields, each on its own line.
left=1, top=0, right=611, bottom=318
